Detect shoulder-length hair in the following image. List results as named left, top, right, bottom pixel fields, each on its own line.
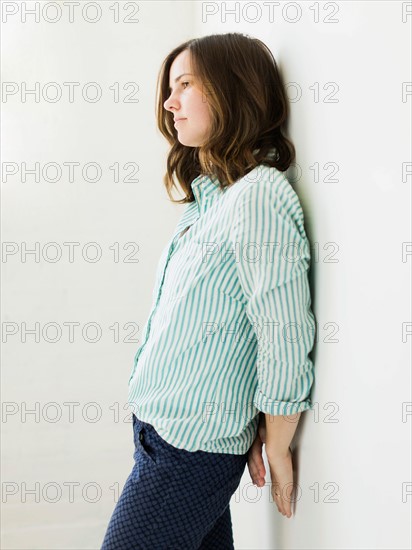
left=156, top=32, right=295, bottom=204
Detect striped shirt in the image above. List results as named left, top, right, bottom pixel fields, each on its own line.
left=128, top=163, right=316, bottom=454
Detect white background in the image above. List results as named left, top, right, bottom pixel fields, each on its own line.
left=1, top=1, right=411, bottom=548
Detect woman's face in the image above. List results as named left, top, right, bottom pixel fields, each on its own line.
left=163, top=49, right=212, bottom=147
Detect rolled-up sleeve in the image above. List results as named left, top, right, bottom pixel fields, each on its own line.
left=230, top=175, right=316, bottom=416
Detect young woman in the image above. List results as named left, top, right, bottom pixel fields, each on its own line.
left=101, top=32, right=316, bottom=549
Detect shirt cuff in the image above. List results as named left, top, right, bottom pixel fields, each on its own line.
left=253, top=389, right=314, bottom=416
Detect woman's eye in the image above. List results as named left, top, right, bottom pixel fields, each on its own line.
left=167, top=82, right=190, bottom=97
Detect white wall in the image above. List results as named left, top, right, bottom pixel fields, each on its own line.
left=1, top=1, right=411, bottom=549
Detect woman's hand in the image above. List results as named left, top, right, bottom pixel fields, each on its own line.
left=247, top=413, right=267, bottom=487
left=247, top=413, right=295, bottom=518
left=266, top=447, right=294, bottom=518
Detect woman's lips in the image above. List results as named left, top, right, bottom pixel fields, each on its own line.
left=174, top=118, right=187, bottom=125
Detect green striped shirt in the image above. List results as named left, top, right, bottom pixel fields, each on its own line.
left=128, top=163, right=316, bottom=454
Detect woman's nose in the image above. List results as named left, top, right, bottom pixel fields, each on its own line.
left=164, top=92, right=179, bottom=112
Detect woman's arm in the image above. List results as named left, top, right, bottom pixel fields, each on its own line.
left=264, top=412, right=300, bottom=458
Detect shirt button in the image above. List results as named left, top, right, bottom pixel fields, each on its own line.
left=139, top=431, right=144, bottom=442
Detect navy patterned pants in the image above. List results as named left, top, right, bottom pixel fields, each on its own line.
left=100, top=414, right=248, bottom=549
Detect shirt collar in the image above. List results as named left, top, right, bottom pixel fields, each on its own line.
left=189, top=147, right=276, bottom=213
left=190, top=174, right=223, bottom=214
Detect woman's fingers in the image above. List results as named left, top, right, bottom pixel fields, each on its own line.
left=267, top=449, right=294, bottom=517
left=247, top=436, right=266, bottom=486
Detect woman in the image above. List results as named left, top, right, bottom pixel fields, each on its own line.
left=101, top=32, right=316, bottom=549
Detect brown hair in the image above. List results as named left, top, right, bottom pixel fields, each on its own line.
left=156, top=32, right=295, bottom=204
